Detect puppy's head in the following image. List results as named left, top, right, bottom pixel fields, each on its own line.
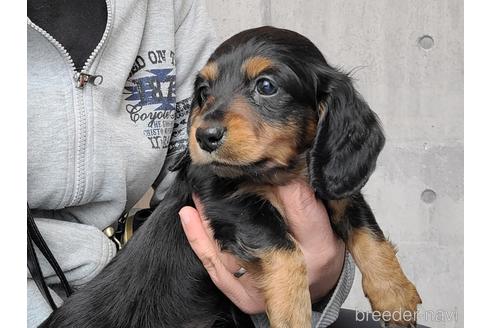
left=186, top=26, right=385, bottom=198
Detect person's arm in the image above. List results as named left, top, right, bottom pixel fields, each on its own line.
left=179, top=180, right=355, bottom=327
left=151, top=0, right=217, bottom=206
left=311, top=253, right=355, bottom=328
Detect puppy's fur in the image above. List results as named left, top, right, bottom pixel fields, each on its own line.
left=40, top=26, right=421, bottom=328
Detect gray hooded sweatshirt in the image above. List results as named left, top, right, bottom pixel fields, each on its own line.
left=27, top=0, right=354, bottom=327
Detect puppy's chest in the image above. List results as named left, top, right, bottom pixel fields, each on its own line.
left=190, top=159, right=309, bottom=223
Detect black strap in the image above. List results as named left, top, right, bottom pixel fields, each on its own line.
left=27, top=221, right=57, bottom=310
left=27, top=204, right=73, bottom=309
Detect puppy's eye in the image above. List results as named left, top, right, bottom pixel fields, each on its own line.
left=256, top=78, right=277, bottom=96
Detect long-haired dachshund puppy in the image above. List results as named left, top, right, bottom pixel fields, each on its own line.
left=40, top=26, right=421, bottom=328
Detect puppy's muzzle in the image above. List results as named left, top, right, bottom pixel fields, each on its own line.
left=196, top=122, right=226, bottom=152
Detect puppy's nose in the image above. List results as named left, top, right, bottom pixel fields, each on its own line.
left=196, top=125, right=226, bottom=152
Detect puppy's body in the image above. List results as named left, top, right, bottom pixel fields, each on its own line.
left=40, top=164, right=297, bottom=328
left=41, top=27, right=421, bottom=328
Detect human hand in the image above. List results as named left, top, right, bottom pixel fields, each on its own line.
left=178, top=179, right=346, bottom=314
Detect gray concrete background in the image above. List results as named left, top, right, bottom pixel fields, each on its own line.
left=204, top=1, right=464, bottom=327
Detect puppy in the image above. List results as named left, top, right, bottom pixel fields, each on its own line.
left=40, top=26, right=421, bottom=328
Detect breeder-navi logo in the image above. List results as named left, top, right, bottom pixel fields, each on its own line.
left=355, top=309, right=458, bottom=324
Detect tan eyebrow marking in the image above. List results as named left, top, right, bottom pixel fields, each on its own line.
left=199, top=61, right=219, bottom=80
left=241, top=56, right=274, bottom=79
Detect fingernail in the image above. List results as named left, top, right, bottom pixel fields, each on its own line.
left=179, top=209, right=190, bottom=225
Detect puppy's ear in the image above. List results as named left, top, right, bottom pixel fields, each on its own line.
left=308, top=66, right=385, bottom=200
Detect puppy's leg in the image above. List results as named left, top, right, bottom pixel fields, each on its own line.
left=248, top=241, right=311, bottom=328
left=348, top=227, right=421, bottom=327
left=329, top=194, right=421, bottom=327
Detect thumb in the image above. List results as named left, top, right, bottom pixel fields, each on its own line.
left=179, top=206, right=220, bottom=261
left=178, top=206, right=260, bottom=313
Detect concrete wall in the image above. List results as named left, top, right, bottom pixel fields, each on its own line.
left=204, top=1, right=464, bottom=327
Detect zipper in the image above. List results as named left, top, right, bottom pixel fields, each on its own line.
left=27, top=0, right=113, bottom=206
left=27, top=20, right=77, bottom=72
left=74, top=72, right=104, bottom=88
left=76, top=0, right=113, bottom=87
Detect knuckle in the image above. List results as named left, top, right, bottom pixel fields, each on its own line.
left=297, top=192, right=316, bottom=211
left=202, top=251, right=220, bottom=271
left=186, top=235, right=200, bottom=245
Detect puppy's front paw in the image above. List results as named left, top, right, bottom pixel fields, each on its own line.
left=364, top=274, right=422, bottom=327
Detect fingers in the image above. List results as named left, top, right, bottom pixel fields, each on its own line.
left=191, top=194, right=206, bottom=220
left=179, top=206, right=263, bottom=314
left=179, top=206, right=220, bottom=258
left=190, top=194, right=215, bottom=244
left=190, top=194, right=238, bottom=272
left=276, top=180, right=335, bottom=247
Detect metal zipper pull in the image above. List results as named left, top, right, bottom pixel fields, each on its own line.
left=74, top=72, right=104, bottom=88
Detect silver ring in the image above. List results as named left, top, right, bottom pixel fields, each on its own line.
left=233, top=267, right=247, bottom=278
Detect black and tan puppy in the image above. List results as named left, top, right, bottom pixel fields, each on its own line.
left=41, top=26, right=421, bottom=328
